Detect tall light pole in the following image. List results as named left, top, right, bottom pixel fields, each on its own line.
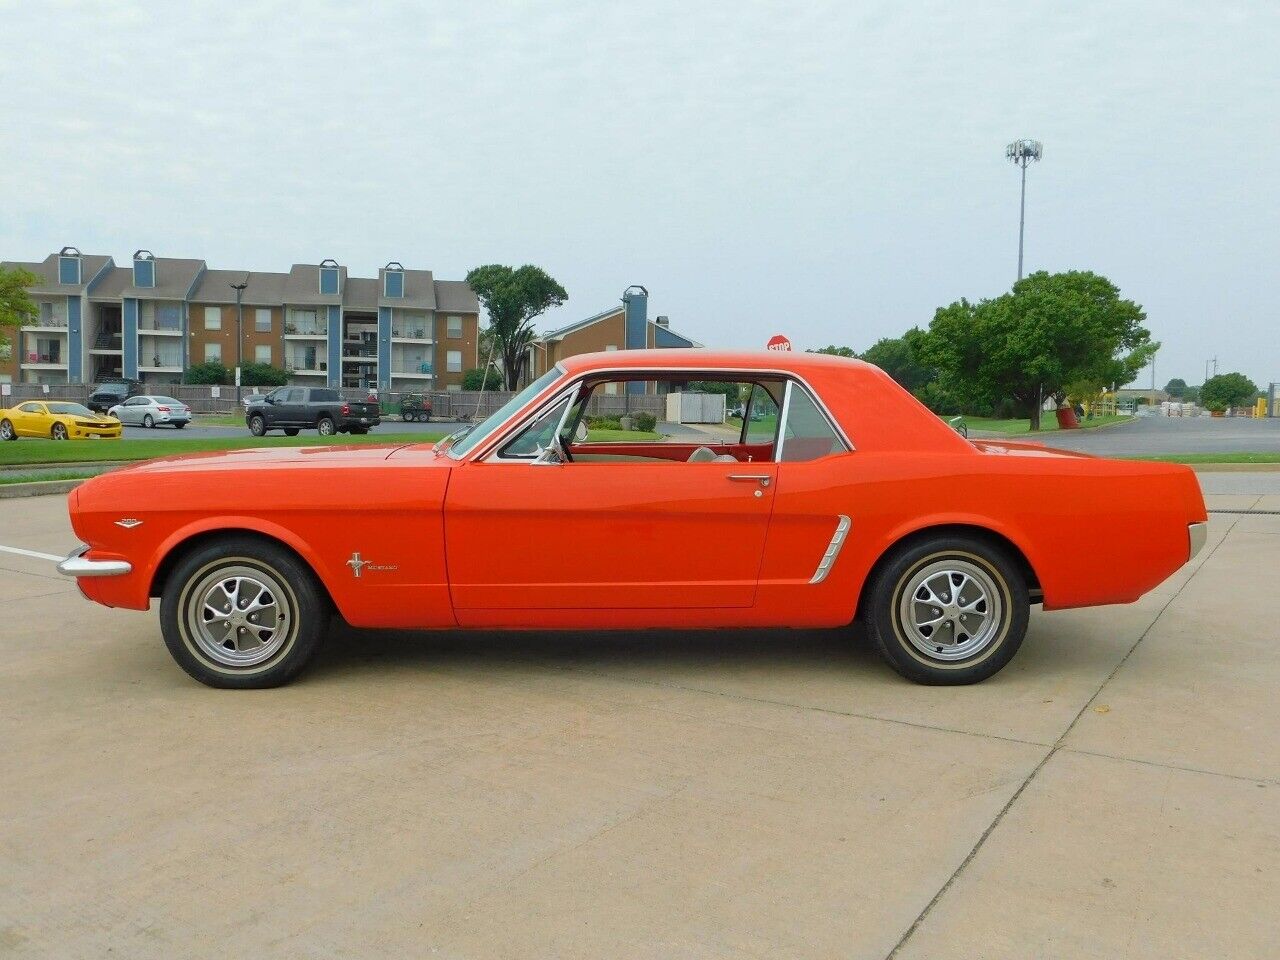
left=1006, top=139, right=1043, bottom=282
left=230, top=277, right=248, bottom=403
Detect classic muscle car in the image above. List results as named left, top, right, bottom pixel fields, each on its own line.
left=58, top=350, right=1208, bottom=689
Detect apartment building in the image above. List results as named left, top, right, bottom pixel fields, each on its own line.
left=1, top=248, right=479, bottom=391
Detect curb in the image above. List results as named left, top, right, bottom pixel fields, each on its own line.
left=0, top=479, right=86, bottom=499
left=1186, top=463, right=1280, bottom=473
left=0, top=461, right=127, bottom=473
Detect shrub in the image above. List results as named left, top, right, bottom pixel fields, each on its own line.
left=463, top=367, right=503, bottom=391
left=239, top=362, right=288, bottom=387
left=184, top=361, right=229, bottom=385
left=586, top=416, right=622, bottom=430
left=635, top=411, right=657, bottom=432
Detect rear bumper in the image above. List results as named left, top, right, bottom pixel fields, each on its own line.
left=57, top=544, right=132, bottom=578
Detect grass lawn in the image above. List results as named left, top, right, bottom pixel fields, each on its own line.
left=1124, top=452, right=1280, bottom=464
left=957, top=414, right=1133, bottom=435
left=585, top=429, right=661, bottom=443
left=0, top=432, right=440, bottom=467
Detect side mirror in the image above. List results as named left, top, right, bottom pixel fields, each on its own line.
left=573, top=421, right=589, bottom=443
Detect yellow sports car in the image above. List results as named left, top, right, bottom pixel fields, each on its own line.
left=0, top=400, right=123, bottom=440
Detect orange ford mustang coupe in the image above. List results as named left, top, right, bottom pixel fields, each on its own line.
left=58, top=350, right=1208, bottom=689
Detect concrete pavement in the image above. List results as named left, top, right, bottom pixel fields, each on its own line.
left=0, top=495, right=1276, bottom=958
left=983, top=414, right=1280, bottom=455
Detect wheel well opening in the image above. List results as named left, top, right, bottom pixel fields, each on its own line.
left=855, top=524, right=1041, bottom=620
left=149, top=529, right=332, bottom=606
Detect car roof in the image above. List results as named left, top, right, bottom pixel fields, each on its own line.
left=557, top=349, right=871, bottom=376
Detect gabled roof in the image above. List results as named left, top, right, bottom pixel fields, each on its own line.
left=541, top=305, right=623, bottom=342
left=189, top=269, right=289, bottom=306
left=433, top=279, right=478, bottom=313
left=3, top=253, right=114, bottom=296
left=377, top=266, right=436, bottom=310
left=344, top=277, right=380, bottom=312
left=285, top=263, right=347, bottom=305
left=87, top=266, right=132, bottom=301
left=122, top=257, right=206, bottom=300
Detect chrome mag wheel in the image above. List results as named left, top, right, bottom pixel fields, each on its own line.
left=185, top=565, right=293, bottom=668
left=897, top=558, right=1004, bottom=662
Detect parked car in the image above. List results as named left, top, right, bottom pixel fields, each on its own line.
left=108, top=395, right=191, bottom=429
left=243, top=387, right=381, bottom=437
left=0, top=401, right=122, bottom=440
left=59, top=349, right=1208, bottom=689
left=87, top=378, right=143, bottom=414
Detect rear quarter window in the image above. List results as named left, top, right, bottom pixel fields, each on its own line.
left=310, top=389, right=341, bottom=402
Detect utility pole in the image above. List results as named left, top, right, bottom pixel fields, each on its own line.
left=1006, top=140, right=1043, bottom=282
left=230, top=277, right=248, bottom=403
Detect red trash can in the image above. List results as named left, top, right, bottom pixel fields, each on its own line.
left=1055, top=406, right=1080, bottom=429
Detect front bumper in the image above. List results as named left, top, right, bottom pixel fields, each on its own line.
left=1189, top=522, right=1208, bottom=560
left=57, top=544, right=132, bottom=578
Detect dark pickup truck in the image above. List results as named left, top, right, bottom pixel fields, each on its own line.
left=245, top=387, right=381, bottom=437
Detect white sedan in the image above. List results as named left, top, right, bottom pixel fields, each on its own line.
left=108, top=395, right=192, bottom=429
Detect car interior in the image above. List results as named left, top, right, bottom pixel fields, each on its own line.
left=495, top=374, right=845, bottom=465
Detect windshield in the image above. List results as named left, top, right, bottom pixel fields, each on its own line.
left=448, top=367, right=563, bottom=459
left=48, top=403, right=94, bottom=416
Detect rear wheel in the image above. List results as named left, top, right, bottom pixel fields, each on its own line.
left=51, top=423, right=68, bottom=440
left=174, top=421, right=186, bottom=429
left=0, top=420, right=15, bottom=441
left=317, top=417, right=336, bottom=437
left=142, top=414, right=154, bottom=428
left=159, top=536, right=329, bottom=689
left=248, top=415, right=266, bottom=436
left=863, top=535, right=1028, bottom=685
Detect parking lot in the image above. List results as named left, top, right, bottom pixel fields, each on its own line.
left=1, top=488, right=1277, bottom=959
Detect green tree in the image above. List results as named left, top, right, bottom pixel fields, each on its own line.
left=462, top=366, right=503, bottom=391
left=1, top=266, right=40, bottom=359
left=1163, top=377, right=1188, bottom=399
left=184, top=361, right=230, bottom=385
left=808, top=345, right=857, bottom=357
left=239, top=362, right=288, bottom=387
left=466, top=264, right=567, bottom=390
left=1198, top=372, right=1257, bottom=412
left=860, top=330, right=935, bottom=393
left=916, top=270, right=1157, bottom=431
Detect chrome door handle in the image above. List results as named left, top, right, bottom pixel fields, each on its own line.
left=728, top=474, right=771, bottom=486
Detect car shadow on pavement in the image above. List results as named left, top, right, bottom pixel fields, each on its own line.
left=309, top=621, right=883, bottom=680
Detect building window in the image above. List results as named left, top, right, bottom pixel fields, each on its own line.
left=384, top=270, right=404, bottom=298
left=319, top=261, right=340, bottom=296
left=132, top=253, right=155, bottom=288
left=58, top=256, right=81, bottom=285
left=157, top=305, right=180, bottom=330
left=204, top=343, right=222, bottom=363
left=446, top=383, right=462, bottom=393
left=255, top=308, right=271, bottom=332
left=255, top=344, right=272, bottom=364
left=446, top=315, right=463, bottom=338
left=446, top=350, right=462, bottom=373
left=205, top=307, right=221, bottom=330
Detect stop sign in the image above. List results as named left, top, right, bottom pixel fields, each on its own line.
left=766, top=335, right=792, bottom=352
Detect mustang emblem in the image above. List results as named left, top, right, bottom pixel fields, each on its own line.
left=114, top=518, right=144, bottom=529
left=346, top=552, right=398, bottom=578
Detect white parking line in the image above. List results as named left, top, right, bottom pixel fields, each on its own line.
left=0, top=543, right=65, bottom=564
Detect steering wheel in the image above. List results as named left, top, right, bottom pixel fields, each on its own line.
left=550, top=429, right=574, bottom=463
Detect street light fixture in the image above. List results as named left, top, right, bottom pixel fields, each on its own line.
left=230, top=276, right=248, bottom=403
left=1006, top=139, right=1043, bottom=282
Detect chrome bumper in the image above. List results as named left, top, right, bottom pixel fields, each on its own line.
left=57, top=544, right=132, bottom=578
left=1188, top=522, right=1208, bottom=560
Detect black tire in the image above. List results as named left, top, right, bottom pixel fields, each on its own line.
left=317, top=417, right=336, bottom=437
left=283, top=428, right=300, bottom=436
left=348, top=426, right=368, bottom=435
left=0, top=419, right=15, bottom=441
left=159, top=536, right=330, bottom=689
left=249, top=414, right=267, bottom=437
left=421, top=412, right=431, bottom=423
left=142, top=414, right=155, bottom=428
left=863, top=535, right=1029, bottom=685
left=174, top=421, right=186, bottom=429
left=51, top=422, right=68, bottom=440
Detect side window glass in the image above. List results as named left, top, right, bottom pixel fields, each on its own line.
left=286, top=389, right=305, bottom=403
left=502, top=396, right=571, bottom=459
left=779, top=385, right=843, bottom=462
left=744, top=385, right=780, bottom=445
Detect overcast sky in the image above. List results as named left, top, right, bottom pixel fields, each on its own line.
left=3, top=1, right=1277, bottom=387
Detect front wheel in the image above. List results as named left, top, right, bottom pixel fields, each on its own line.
left=0, top=419, right=15, bottom=441
left=51, top=423, right=69, bottom=440
left=159, top=536, right=330, bottom=688
left=863, top=535, right=1029, bottom=685
left=248, top=415, right=266, bottom=437
left=317, top=417, right=336, bottom=437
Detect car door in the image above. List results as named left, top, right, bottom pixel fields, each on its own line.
left=14, top=402, right=46, bottom=437
left=282, top=388, right=308, bottom=427
left=443, top=389, right=778, bottom=610
left=117, top=397, right=140, bottom=424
